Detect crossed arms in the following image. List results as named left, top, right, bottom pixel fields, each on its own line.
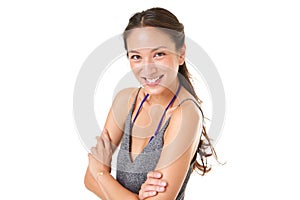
left=84, top=88, right=202, bottom=200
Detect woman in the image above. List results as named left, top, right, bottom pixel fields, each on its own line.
left=84, top=7, right=216, bottom=200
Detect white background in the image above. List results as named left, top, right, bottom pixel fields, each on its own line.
left=0, top=0, right=299, bottom=199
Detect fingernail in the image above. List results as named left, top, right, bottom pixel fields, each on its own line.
left=160, top=181, right=166, bottom=186
left=159, top=187, right=165, bottom=191
left=102, top=132, right=108, bottom=138
left=155, top=173, right=161, bottom=178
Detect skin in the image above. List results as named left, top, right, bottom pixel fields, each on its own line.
left=85, top=27, right=202, bottom=200
left=126, top=27, right=183, bottom=96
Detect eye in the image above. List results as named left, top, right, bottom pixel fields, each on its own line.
left=130, top=55, right=141, bottom=60
left=154, top=52, right=166, bottom=58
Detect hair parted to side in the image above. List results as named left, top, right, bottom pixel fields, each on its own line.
left=123, top=7, right=218, bottom=175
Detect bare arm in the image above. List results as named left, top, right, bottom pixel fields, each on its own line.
left=143, top=100, right=202, bottom=200
left=103, top=88, right=136, bottom=149
left=85, top=155, right=139, bottom=200
left=84, top=88, right=141, bottom=199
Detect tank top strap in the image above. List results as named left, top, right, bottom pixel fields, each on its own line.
left=131, top=87, right=149, bottom=127
left=177, top=98, right=201, bottom=110
left=163, top=98, right=203, bottom=125
left=132, top=87, right=142, bottom=107
left=122, top=87, right=143, bottom=151
left=176, top=98, right=205, bottom=122
left=128, top=87, right=143, bottom=120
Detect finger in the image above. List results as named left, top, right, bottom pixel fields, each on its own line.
left=96, top=137, right=104, bottom=151
left=102, top=129, right=111, bottom=144
left=102, top=133, right=112, bottom=149
left=90, top=147, right=97, bottom=155
left=147, top=171, right=162, bottom=179
left=140, top=191, right=157, bottom=199
left=90, top=147, right=100, bottom=160
left=97, top=129, right=109, bottom=149
left=143, top=185, right=166, bottom=193
left=88, top=152, right=97, bottom=162
left=102, top=128, right=109, bottom=136
left=104, top=129, right=111, bottom=141
left=146, top=177, right=167, bottom=187
left=143, top=191, right=157, bottom=198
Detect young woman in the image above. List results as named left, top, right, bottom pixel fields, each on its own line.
left=84, top=7, right=216, bottom=200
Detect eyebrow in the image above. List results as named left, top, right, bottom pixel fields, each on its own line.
left=128, top=46, right=168, bottom=53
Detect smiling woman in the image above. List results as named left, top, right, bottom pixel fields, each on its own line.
left=126, top=27, right=185, bottom=97
left=84, top=7, right=217, bottom=200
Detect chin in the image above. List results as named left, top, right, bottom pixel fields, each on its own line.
left=143, top=84, right=167, bottom=96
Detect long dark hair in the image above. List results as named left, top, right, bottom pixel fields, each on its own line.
left=123, top=7, right=217, bottom=175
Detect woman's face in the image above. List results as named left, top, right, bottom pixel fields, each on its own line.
left=126, top=27, right=185, bottom=96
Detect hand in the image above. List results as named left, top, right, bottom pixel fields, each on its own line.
left=138, top=171, right=167, bottom=200
left=88, top=129, right=113, bottom=178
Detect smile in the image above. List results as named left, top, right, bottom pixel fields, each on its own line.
left=142, top=75, right=164, bottom=85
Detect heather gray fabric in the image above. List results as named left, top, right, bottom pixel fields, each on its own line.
left=116, top=89, right=196, bottom=199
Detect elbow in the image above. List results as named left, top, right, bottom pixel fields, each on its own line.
left=84, top=168, right=97, bottom=193
left=84, top=171, right=92, bottom=191
left=84, top=168, right=106, bottom=199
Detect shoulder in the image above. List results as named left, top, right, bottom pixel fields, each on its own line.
left=107, top=87, right=140, bottom=129
left=172, top=87, right=203, bottom=128
left=166, top=97, right=202, bottom=142
left=111, top=87, right=140, bottom=111
left=113, top=87, right=138, bottom=102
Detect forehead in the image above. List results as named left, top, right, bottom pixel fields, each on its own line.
left=125, top=27, right=176, bottom=52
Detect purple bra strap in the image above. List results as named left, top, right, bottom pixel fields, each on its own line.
left=131, top=93, right=149, bottom=128
left=149, top=82, right=181, bottom=143
left=130, top=82, right=182, bottom=143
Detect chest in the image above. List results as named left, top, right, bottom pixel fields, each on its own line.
left=130, top=103, right=175, bottom=160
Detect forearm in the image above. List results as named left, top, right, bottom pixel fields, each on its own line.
left=85, top=168, right=139, bottom=200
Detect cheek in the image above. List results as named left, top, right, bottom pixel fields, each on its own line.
left=157, top=58, right=179, bottom=72
left=129, top=63, right=143, bottom=78
left=129, top=60, right=140, bottom=71
left=129, top=60, right=135, bottom=69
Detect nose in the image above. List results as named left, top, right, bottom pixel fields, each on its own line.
left=143, top=63, right=157, bottom=76
left=142, top=57, right=157, bottom=75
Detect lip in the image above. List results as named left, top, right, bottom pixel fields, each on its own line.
left=142, top=75, right=164, bottom=87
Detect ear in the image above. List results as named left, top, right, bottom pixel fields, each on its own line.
left=178, top=44, right=186, bottom=65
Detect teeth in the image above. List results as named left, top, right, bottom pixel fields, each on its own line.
left=146, top=76, right=160, bottom=83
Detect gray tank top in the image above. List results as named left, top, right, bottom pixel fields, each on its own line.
left=116, top=87, right=197, bottom=200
